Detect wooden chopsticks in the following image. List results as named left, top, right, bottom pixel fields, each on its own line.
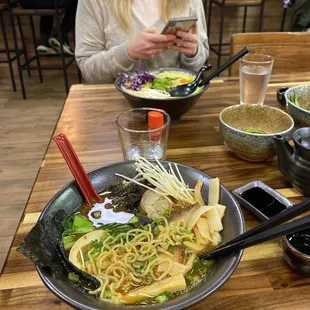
left=201, top=197, right=310, bottom=260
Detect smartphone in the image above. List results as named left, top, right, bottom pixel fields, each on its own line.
left=161, top=17, right=198, bottom=35
left=232, top=180, right=293, bottom=221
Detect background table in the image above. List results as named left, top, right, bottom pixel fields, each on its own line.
left=1, top=74, right=310, bottom=309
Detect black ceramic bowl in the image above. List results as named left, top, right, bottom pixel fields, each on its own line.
left=280, top=234, right=310, bottom=276
left=36, top=161, right=245, bottom=310
left=114, top=68, right=209, bottom=121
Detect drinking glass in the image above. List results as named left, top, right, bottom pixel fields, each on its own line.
left=116, top=108, right=170, bottom=161
left=239, top=54, right=274, bottom=105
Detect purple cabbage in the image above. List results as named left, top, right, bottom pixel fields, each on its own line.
left=119, top=71, right=156, bottom=91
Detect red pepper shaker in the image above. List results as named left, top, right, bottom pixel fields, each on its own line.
left=148, top=111, right=164, bottom=143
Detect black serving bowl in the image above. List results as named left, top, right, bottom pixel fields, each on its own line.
left=36, top=160, right=245, bottom=310
left=114, top=68, right=209, bottom=121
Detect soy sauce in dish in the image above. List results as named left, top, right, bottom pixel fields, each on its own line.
left=240, top=187, right=286, bottom=218
left=288, top=229, right=310, bottom=256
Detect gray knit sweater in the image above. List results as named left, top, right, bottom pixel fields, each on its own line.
left=75, top=0, right=209, bottom=84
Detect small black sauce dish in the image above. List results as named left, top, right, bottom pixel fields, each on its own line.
left=280, top=232, right=310, bottom=276
left=233, top=181, right=310, bottom=276
left=232, top=180, right=294, bottom=221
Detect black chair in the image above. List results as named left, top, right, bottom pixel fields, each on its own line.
left=281, top=8, right=288, bottom=32
left=6, top=0, right=80, bottom=99
left=0, top=1, right=29, bottom=92
left=206, top=0, right=265, bottom=69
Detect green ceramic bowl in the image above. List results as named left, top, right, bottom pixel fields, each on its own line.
left=219, top=105, right=295, bottom=162
left=285, top=85, right=310, bottom=126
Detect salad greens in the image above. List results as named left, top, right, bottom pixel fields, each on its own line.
left=151, top=77, right=175, bottom=91
left=120, top=71, right=178, bottom=92
left=243, top=128, right=267, bottom=134
left=289, top=92, right=300, bottom=107
left=289, top=92, right=310, bottom=111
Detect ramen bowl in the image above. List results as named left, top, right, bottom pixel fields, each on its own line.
left=114, top=68, right=209, bottom=121
left=277, top=85, right=310, bottom=126
left=220, top=105, right=294, bottom=162
left=36, top=161, right=245, bottom=310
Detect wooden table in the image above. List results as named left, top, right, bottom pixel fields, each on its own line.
left=1, top=73, right=310, bottom=310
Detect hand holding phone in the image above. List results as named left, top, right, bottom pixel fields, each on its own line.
left=164, top=17, right=199, bottom=58
left=127, top=28, right=176, bottom=60
left=161, top=17, right=198, bottom=35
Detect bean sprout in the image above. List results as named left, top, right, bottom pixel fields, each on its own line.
left=115, top=157, right=196, bottom=207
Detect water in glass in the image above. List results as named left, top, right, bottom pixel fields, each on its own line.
left=126, top=142, right=164, bottom=160
left=240, top=65, right=271, bottom=105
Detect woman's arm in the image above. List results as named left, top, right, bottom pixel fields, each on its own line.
left=179, top=0, right=210, bottom=72
left=75, top=0, right=134, bottom=83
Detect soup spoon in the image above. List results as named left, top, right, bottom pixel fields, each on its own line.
left=169, top=64, right=212, bottom=97
left=169, top=46, right=250, bottom=97
left=53, top=134, right=135, bottom=225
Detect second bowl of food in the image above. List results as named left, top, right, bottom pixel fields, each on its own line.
left=114, top=68, right=209, bottom=121
left=219, top=105, right=294, bottom=162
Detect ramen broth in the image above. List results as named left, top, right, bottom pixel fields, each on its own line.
left=63, top=159, right=226, bottom=305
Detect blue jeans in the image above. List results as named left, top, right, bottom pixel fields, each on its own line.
left=19, top=0, right=78, bottom=45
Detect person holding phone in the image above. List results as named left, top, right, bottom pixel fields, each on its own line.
left=75, top=0, right=209, bottom=83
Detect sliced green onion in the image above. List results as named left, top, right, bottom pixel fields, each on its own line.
left=148, top=256, right=157, bottom=263
left=186, top=274, right=194, bottom=282
left=155, top=294, right=169, bottom=303
left=68, top=272, right=79, bottom=282
left=103, top=289, right=113, bottom=298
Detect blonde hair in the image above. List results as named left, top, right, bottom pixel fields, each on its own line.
left=111, top=0, right=189, bottom=31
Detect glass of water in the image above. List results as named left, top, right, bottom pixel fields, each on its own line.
left=240, top=53, right=274, bottom=105
left=116, top=108, right=170, bottom=161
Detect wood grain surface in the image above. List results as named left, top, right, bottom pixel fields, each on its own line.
left=1, top=73, right=310, bottom=310
left=230, top=32, right=310, bottom=76
left=0, top=61, right=81, bottom=273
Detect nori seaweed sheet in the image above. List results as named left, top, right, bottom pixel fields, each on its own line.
left=107, top=182, right=146, bottom=212
left=17, top=210, right=99, bottom=292
left=16, top=182, right=149, bottom=296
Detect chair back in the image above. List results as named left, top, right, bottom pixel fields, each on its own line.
left=222, top=0, right=263, bottom=4
left=230, top=32, right=310, bottom=76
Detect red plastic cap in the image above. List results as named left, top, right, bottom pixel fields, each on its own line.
left=148, top=111, right=164, bottom=129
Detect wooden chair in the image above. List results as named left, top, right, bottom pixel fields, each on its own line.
left=206, top=0, right=265, bottom=69
left=230, top=32, right=310, bottom=76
